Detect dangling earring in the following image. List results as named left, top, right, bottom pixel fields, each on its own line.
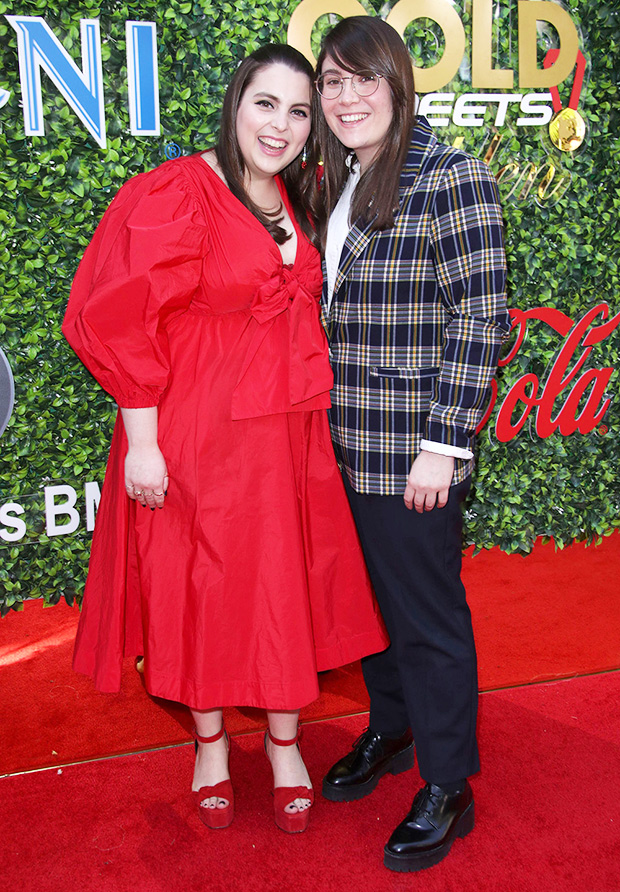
left=301, top=144, right=308, bottom=169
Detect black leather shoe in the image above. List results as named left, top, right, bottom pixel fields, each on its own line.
left=383, top=781, right=474, bottom=872
left=322, top=728, right=415, bottom=802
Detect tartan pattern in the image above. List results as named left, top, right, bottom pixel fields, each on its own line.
left=322, top=118, right=510, bottom=494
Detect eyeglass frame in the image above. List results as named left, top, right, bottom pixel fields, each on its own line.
left=315, top=71, right=384, bottom=100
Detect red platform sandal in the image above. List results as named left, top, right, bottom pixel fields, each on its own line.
left=265, top=726, right=314, bottom=833
left=193, top=726, right=234, bottom=829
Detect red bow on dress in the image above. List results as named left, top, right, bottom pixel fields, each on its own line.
left=231, top=266, right=333, bottom=420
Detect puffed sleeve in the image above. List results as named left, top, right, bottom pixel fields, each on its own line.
left=62, top=162, right=209, bottom=407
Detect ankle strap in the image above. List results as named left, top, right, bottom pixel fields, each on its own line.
left=266, top=724, right=301, bottom=747
left=193, top=725, right=225, bottom=745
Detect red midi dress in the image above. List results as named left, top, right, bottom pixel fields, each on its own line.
left=63, top=155, right=388, bottom=710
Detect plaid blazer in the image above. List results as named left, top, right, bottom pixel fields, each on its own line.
left=321, top=117, right=510, bottom=494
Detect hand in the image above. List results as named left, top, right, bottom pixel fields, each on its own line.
left=125, top=444, right=169, bottom=510
left=404, top=451, right=454, bottom=513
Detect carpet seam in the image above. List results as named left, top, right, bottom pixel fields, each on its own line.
left=5, top=668, right=620, bottom=779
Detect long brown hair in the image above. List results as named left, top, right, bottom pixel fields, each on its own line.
left=315, top=17, right=416, bottom=237
left=216, top=44, right=320, bottom=247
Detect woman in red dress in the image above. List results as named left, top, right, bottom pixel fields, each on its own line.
left=62, top=44, right=387, bottom=833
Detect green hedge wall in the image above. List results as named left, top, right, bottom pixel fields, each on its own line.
left=0, top=0, right=618, bottom=614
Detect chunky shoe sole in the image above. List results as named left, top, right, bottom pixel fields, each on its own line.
left=383, top=801, right=475, bottom=872
left=322, top=742, right=415, bottom=802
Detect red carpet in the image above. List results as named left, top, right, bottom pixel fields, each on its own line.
left=1, top=672, right=619, bottom=892
left=464, top=533, right=620, bottom=689
left=1, top=531, right=619, bottom=777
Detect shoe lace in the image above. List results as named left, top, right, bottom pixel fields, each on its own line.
left=414, top=784, right=442, bottom=820
left=351, top=728, right=372, bottom=750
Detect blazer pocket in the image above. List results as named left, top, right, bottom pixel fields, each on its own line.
left=369, top=366, right=439, bottom=389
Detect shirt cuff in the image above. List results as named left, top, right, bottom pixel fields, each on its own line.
left=420, top=439, right=474, bottom=461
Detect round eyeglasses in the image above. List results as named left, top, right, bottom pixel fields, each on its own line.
left=315, top=71, right=384, bottom=100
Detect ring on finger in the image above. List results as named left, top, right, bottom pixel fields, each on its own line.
left=153, top=491, right=164, bottom=496
left=134, top=490, right=144, bottom=496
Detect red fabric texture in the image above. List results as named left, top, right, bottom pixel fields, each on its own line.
left=0, top=601, right=379, bottom=777
left=61, top=156, right=387, bottom=707
left=1, top=675, right=619, bottom=892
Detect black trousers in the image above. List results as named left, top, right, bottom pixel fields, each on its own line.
left=343, top=474, right=480, bottom=786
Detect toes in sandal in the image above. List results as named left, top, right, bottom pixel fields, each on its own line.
left=193, top=726, right=234, bottom=829
left=265, top=726, right=314, bottom=833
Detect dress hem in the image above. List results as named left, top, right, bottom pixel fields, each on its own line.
left=73, top=628, right=388, bottom=710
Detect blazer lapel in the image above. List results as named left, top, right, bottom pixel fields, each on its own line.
left=332, top=219, right=374, bottom=294
left=322, top=118, right=437, bottom=332
left=398, top=116, right=436, bottom=192
left=321, top=220, right=375, bottom=338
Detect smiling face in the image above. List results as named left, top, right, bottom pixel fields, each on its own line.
left=319, top=54, right=394, bottom=172
left=235, top=62, right=312, bottom=186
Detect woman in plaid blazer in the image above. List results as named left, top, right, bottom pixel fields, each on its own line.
left=315, top=17, right=511, bottom=872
